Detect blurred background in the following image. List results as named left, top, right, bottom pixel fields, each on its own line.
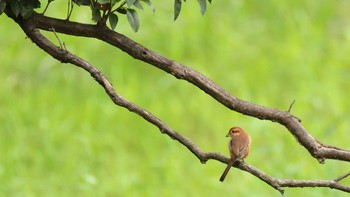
left=1, top=0, right=350, bottom=196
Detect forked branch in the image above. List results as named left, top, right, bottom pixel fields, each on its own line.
left=5, top=11, right=350, bottom=194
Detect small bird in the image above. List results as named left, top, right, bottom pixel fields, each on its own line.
left=219, top=127, right=251, bottom=182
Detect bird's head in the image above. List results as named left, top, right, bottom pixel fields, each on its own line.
left=226, top=127, right=243, bottom=138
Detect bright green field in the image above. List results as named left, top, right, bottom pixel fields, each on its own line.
left=1, top=1, right=350, bottom=196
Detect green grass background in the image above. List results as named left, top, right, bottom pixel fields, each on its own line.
left=1, top=0, right=350, bottom=196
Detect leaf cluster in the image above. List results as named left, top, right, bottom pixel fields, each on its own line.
left=174, top=0, right=211, bottom=21
left=74, top=0, right=155, bottom=32
left=0, top=0, right=40, bottom=19
left=0, top=0, right=211, bottom=32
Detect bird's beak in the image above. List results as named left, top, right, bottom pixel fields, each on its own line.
left=225, top=133, right=229, bottom=137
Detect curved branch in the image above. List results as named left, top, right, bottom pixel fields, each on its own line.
left=5, top=11, right=350, bottom=194
left=25, top=12, right=350, bottom=163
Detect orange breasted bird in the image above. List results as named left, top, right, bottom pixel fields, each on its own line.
left=219, top=127, right=251, bottom=182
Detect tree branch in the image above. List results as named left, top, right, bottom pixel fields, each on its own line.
left=5, top=11, right=350, bottom=194
left=277, top=172, right=350, bottom=193
left=26, top=12, right=350, bottom=163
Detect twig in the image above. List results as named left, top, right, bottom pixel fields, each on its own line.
left=287, top=99, right=296, bottom=113
left=49, top=27, right=67, bottom=51
left=67, top=0, right=74, bottom=20
left=42, top=0, right=54, bottom=15
left=111, top=1, right=126, bottom=13
left=335, top=171, right=350, bottom=182
left=286, top=99, right=302, bottom=122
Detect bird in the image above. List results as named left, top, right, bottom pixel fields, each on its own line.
left=219, top=127, right=251, bottom=182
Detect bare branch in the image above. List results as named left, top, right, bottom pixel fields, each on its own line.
left=334, top=172, right=350, bottom=182
left=278, top=178, right=350, bottom=193
left=26, top=12, right=350, bottom=163
left=5, top=12, right=350, bottom=194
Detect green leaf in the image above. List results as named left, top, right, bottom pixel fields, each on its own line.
left=198, top=0, right=206, bottom=15
left=19, top=0, right=41, bottom=9
left=97, top=0, right=111, bottom=4
left=0, top=0, right=6, bottom=15
left=26, top=0, right=41, bottom=8
left=10, top=0, right=21, bottom=17
left=91, top=7, right=101, bottom=22
left=19, top=0, right=41, bottom=19
left=126, top=0, right=136, bottom=7
left=28, top=0, right=41, bottom=8
left=133, top=0, right=143, bottom=10
left=116, top=7, right=127, bottom=14
left=126, top=8, right=139, bottom=32
left=73, top=0, right=90, bottom=6
left=140, top=0, right=155, bottom=13
left=111, top=0, right=121, bottom=7
left=109, top=13, right=118, bottom=30
left=174, top=0, right=181, bottom=21
left=20, top=5, right=34, bottom=19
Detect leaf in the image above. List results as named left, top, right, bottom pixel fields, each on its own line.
left=126, top=0, right=136, bottom=7
left=31, top=0, right=41, bottom=8
left=174, top=0, right=181, bottom=21
left=133, top=0, right=143, bottom=10
left=0, top=0, right=6, bottom=15
left=140, top=0, right=155, bottom=13
left=95, top=2, right=111, bottom=11
left=109, top=13, right=118, bottom=30
left=91, top=7, right=101, bottom=22
left=20, top=5, right=34, bottom=19
left=126, top=8, right=139, bottom=32
left=20, top=0, right=41, bottom=8
left=97, top=0, right=111, bottom=4
left=73, top=0, right=90, bottom=6
left=10, top=0, right=21, bottom=17
left=19, top=0, right=41, bottom=19
left=198, top=0, right=206, bottom=15
left=116, top=7, right=127, bottom=14
left=111, top=0, right=121, bottom=7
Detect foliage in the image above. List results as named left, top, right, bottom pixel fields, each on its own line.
left=0, top=0, right=211, bottom=32
left=0, top=0, right=40, bottom=19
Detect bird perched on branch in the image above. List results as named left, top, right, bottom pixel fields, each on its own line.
left=219, top=127, right=251, bottom=182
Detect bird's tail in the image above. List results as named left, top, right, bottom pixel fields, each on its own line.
left=219, top=158, right=237, bottom=182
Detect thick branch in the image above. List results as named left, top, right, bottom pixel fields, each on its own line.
left=5, top=11, right=350, bottom=194
left=25, top=12, right=350, bottom=163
